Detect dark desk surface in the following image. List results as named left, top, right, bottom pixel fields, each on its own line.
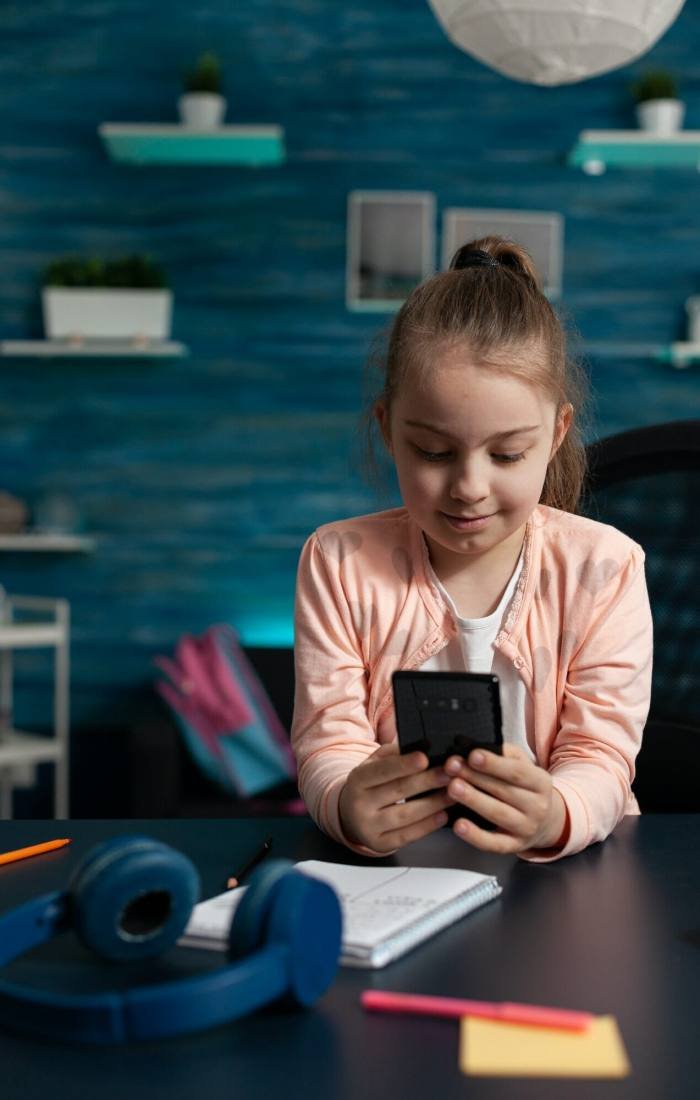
left=0, top=815, right=698, bottom=1100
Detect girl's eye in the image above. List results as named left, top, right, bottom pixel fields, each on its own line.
left=493, top=452, right=525, bottom=463
left=416, top=447, right=451, bottom=462
left=413, top=446, right=525, bottom=464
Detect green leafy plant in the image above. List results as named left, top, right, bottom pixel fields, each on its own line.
left=184, top=52, right=222, bottom=95
left=632, top=69, right=678, bottom=104
left=43, top=255, right=168, bottom=289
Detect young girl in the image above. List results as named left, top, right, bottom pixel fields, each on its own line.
left=291, top=237, right=653, bottom=862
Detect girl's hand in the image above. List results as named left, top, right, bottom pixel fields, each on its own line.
left=338, top=743, right=454, bottom=854
left=445, top=745, right=569, bottom=854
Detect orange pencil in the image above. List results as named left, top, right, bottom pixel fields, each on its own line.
left=0, top=838, right=71, bottom=867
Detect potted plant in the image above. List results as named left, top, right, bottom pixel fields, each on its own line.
left=178, top=52, right=226, bottom=130
left=632, top=69, right=685, bottom=135
left=42, top=255, right=172, bottom=343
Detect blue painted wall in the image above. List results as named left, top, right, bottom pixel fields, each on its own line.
left=1, top=1, right=698, bottom=733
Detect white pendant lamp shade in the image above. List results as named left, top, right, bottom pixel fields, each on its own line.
left=427, top=1, right=686, bottom=86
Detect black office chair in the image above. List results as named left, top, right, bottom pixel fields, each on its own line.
left=581, top=420, right=700, bottom=812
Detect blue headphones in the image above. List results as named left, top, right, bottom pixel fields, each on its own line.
left=0, top=835, right=342, bottom=1044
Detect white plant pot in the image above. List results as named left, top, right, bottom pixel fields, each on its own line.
left=177, top=93, right=227, bottom=129
left=685, top=296, right=700, bottom=343
left=636, top=98, right=685, bottom=135
left=42, top=288, right=173, bottom=341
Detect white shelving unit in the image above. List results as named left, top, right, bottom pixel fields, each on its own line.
left=0, top=533, right=95, bottom=552
left=0, top=590, right=70, bottom=819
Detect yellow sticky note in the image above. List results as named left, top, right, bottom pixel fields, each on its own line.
left=460, top=1015, right=631, bottom=1078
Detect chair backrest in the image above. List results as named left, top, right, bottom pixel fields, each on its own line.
left=632, top=717, right=699, bottom=812
left=580, top=420, right=700, bottom=810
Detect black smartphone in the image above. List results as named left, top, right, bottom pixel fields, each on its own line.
left=392, top=670, right=503, bottom=831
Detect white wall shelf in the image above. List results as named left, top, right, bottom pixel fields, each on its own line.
left=581, top=341, right=665, bottom=358
left=569, top=130, right=700, bottom=174
left=580, top=341, right=695, bottom=368
left=0, top=591, right=70, bottom=819
left=0, top=339, right=188, bottom=358
left=657, top=342, right=700, bottom=368
left=0, top=534, right=95, bottom=553
left=0, top=336, right=187, bottom=358
left=99, top=124, right=285, bottom=166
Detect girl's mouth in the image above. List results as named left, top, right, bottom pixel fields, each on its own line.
left=442, top=512, right=493, bottom=531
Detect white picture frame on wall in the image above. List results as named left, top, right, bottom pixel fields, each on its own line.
left=441, top=208, right=564, bottom=300
left=346, top=191, right=435, bottom=311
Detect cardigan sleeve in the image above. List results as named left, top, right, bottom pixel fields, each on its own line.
left=523, top=546, right=653, bottom=863
left=291, top=532, right=385, bottom=853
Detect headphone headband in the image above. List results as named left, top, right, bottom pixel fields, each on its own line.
left=0, top=891, right=68, bottom=965
left=0, top=838, right=342, bottom=1044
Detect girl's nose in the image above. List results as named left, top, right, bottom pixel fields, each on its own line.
left=449, top=459, right=489, bottom=502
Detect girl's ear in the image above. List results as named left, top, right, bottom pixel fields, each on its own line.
left=374, top=400, right=393, bottom=455
left=550, top=402, right=573, bottom=460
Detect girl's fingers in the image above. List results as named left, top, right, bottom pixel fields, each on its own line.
left=354, top=787, right=453, bottom=853
left=376, top=788, right=456, bottom=830
left=341, top=749, right=452, bottom=850
left=448, top=767, right=534, bottom=812
left=446, top=745, right=547, bottom=795
left=448, top=778, right=525, bottom=834
left=379, top=802, right=451, bottom=851
left=452, top=815, right=523, bottom=855
left=471, top=745, right=544, bottom=791
left=379, top=787, right=454, bottom=831
left=375, top=764, right=451, bottom=809
left=360, top=744, right=429, bottom=789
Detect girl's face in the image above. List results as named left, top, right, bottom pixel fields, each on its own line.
left=376, top=344, right=572, bottom=572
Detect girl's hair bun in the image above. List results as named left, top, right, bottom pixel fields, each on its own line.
left=450, top=236, right=540, bottom=290
left=450, top=247, right=499, bottom=271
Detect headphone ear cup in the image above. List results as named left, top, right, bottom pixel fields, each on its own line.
left=265, top=872, right=342, bottom=1006
left=227, top=859, right=297, bottom=960
left=69, top=835, right=200, bottom=962
left=228, top=860, right=341, bottom=1007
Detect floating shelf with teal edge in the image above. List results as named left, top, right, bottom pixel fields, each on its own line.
left=99, top=124, right=286, bottom=166
left=581, top=340, right=698, bottom=368
left=0, top=339, right=188, bottom=358
left=655, top=342, right=700, bottom=369
left=569, top=130, right=700, bottom=174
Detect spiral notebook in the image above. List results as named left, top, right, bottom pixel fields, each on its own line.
left=179, top=861, right=502, bottom=969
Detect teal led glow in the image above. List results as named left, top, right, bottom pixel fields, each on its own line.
left=235, top=614, right=294, bottom=648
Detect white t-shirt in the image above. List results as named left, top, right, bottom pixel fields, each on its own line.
left=420, top=553, right=535, bottom=761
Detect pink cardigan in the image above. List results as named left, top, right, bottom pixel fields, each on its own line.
left=291, top=505, right=653, bottom=861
